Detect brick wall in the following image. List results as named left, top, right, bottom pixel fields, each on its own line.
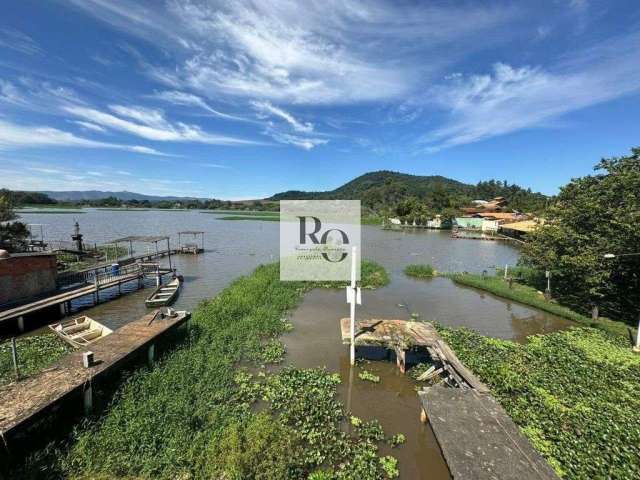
left=0, top=254, right=57, bottom=305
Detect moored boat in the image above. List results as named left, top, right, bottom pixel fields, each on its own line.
left=145, top=278, right=181, bottom=308
left=49, top=316, right=113, bottom=348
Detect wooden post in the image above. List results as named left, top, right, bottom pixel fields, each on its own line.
left=504, top=264, right=508, bottom=280
left=11, top=337, right=19, bottom=379
left=147, top=344, right=155, bottom=367
left=94, top=274, right=99, bottom=304
left=59, top=302, right=66, bottom=316
left=420, top=406, right=428, bottom=424
left=167, top=238, right=172, bottom=270
left=83, top=383, right=93, bottom=415
left=156, top=264, right=161, bottom=287
left=17, top=316, right=24, bottom=333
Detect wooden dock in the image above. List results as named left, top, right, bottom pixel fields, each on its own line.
left=0, top=310, right=190, bottom=445
left=419, top=386, right=559, bottom=479
left=0, top=263, right=173, bottom=330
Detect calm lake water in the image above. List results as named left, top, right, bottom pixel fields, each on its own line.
left=18, top=209, right=574, bottom=479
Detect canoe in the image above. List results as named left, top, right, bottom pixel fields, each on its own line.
left=145, top=278, right=181, bottom=308
left=49, top=316, right=113, bottom=348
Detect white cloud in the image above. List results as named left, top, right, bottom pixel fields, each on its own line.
left=65, top=104, right=260, bottom=145
left=69, top=0, right=518, bottom=105
left=0, top=28, right=41, bottom=55
left=73, top=121, right=107, bottom=133
left=150, top=90, right=249, bottom=122
left=0, top=119, right=167, bottom=155
left=252, top=101, right=313, bottom=133
left=421, top=32, right=640, bottom=151
left=266, top=130, right=328, bottom=150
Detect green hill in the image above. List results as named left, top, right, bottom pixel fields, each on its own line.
left=268, top=171, right=547, bottom=214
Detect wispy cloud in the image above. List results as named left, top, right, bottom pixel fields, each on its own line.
left=65, top=104, right=261, bottom=145
left=266, top=130, right=328, bottom=151
left=0, top=119, right=167, bottom=155
left=0, top=28, right=41, bottom=55
left=69, top=0, right=518, bottom=105
left=150, top=90, right=249, bottom=122
left=73, top=121, right=107, bottom=133
left=420, top=31, right=640, bottom=151
left=252, top=101, right=313, bottom=133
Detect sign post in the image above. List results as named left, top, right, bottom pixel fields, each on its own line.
left=347, top=246, right=361, bottom=366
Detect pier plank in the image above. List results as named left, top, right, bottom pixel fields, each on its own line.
left=420, top=385, right=559, bottom=480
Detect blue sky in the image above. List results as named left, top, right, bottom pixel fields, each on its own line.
left=1, top=0, right=639, bottom=198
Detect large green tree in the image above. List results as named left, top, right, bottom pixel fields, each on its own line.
left=521, top=148, right=640, bottom=324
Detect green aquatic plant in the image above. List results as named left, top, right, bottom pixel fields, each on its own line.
left=379, top=456, right=399, bottom=479
left=358, top=370, right=380, bottom=383
left=0, top=334, right=71, bottom=386
left=404, top=264, right=436, bottom=279
left=388, top=434, right=406, bottom=447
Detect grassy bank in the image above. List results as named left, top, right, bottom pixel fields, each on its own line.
left=14, top=261, right=396, bottom=479
left=446, top=273, right=629, bottom=337
left=404, top=264, right=435, bottom=279
left=0, top=334, right=71, bottom=386
left=201, top=210, right=279, bottom=216
left=439, top=325, right=640, bottom=479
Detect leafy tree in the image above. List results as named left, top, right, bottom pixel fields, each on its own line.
left=521, top=148, right=640, bottom=323
left=0, top=190, right=29, bottom=252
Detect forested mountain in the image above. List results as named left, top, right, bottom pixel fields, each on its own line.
left=269, top=171, right=548, bottom=214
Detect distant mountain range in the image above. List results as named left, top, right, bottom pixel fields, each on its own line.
left=39, top=190, right=203, bottom=202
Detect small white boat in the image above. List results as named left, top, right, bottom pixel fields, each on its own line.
left=49, top=316, right=113, bottom=348
left=145, top=278, right=181, bottom=308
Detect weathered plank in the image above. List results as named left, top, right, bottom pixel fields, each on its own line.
left=419, top=385, right=559, bottom=480
left=339, top=318, right=440, bottom=348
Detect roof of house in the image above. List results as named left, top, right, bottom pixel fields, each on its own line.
left=476, top=212, right=522, bottom=220
left=500, top=219, right=544, bottom=233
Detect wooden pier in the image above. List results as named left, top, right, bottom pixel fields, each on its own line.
left=0, top=263, right=173, bottom=331
left=0, top=310, right=190, bottom=446
left=340, top=318, right=559, bottom=479
left=419, top=386, right=559, bottom=479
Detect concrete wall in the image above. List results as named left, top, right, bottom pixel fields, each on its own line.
left=0, top=254, right=57, bottom=305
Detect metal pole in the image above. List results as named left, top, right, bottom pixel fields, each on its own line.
left=634, top=311, right=640, bottom=353
left=350, top=246, right=357, bottom=366
left=11, top=337, right=19, bottom=379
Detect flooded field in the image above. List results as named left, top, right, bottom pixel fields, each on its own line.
left=18, top=209, right=575, bottom=478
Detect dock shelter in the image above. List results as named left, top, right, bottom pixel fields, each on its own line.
left=177, top=231, right=204, bottom=254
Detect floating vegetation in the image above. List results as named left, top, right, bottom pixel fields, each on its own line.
left=439, top=325, right=640, bottom=479
left=388, top=434, right=406, bottom=447
left=0, top=334, right=72, bottom=386
left=358, top=370, right=381, bottom=383
left=404, top=264, right=436, bottom=279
